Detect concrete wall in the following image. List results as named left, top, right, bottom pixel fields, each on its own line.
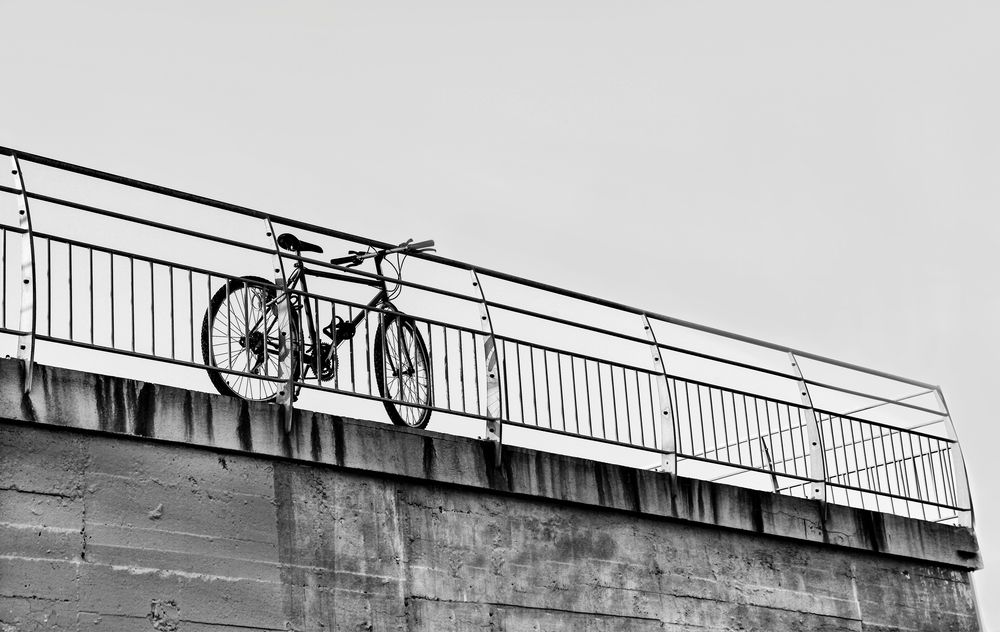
left=0, top=360, right=984, bottom=631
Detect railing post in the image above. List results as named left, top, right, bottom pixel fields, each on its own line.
left=9, top=155, right=36, bottom=393
left=935, top=388, right=974, bottom=527
left=641, top=315, right=676, bottom=475
left=265, top=219, right=294, bottom=431
left=788, top=352, right=827, bottom=502
left=470, top=270, right=502, bottom=454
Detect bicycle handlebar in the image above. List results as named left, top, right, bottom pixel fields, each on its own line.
left=329, top=238, right=435, bottom=266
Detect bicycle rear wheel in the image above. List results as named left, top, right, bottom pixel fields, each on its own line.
left=373, top=313, right=433, bottom=428
left=201, top=276, right=298, bottom=402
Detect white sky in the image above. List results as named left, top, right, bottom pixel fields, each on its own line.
left=2, top=0, right=998, bottom=625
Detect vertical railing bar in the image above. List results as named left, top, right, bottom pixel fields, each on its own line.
left=941, top=441, right=956, bottom=508
left=225, top=278, right=232, bottom=373
left=609, top=364, right=620, bottom=442
left=744, top=395, right=756, bottom=468
left=348, top=304, right=356, bottom=391
left=632, top=370, right=644, bottom=447
left=543, top=350, right=552, bottom=429
left=647, top=373, right=657, bottom=449
left=571, top=356, right=581, bottom=435
left=763, top=401, right=776, bottom=473
left=470, top=330, right=481, bottom=415
left=889, top=429, right=904, bottom=500
left=846, top=420, right=865, bottom=511
left=334, top=298, right=342, bottom=397
left=720, top=389, right=732, bottom=463
left=168, top=266, right=175, bottom=359
left=730, top=391, right=742, bottom=467
left=89, top=248, right=94, bottom=345
left=1, top=228, right=6, bottom=329
left=377, top=309, right=384, bottom=400
left=365, top=306, right=372, bottom=395
left=188, top=270, right=194, bottom=361
left=457, top=330, right=466, bottom=411
left=426, top=324, right=436, bottom=403
left=68, top=243, right=75, bottom=340
left=926, top=436, right=941, bottom=506
left=596, top=359, right=606, bottom=439
left=332, top=300, right=339, bottom=391
left=791, top=405, right=803, bottom=478
left=912, top=434, right=928, bottom=520
left=149, top=260, right=155, bottom=355
left=620, top=368, right=632, bottom=444
left=689, top=383, right=701, bottom=458
left=556, top=353, right=567, bottom=432
left=443, top=327, right=451, bottom=408
left=529, top=345, right=540, bottom=426
left=829, top=416, right=843, bottom=486
left=515, top=342, right=525, bottom=423
left=129, top=256, right=135, bottom=352
left=940, top=441, right=956, bottom=508
left=916, top=434, right=932, bottom=506
left=110, top=254, right=116, bottom=348
left=314, top=298, right=322, bottom=386
left=879, top=428, right=897, bottom=515
left=706, top=388, right=718, bottom=460
left=47, top=240, right=52, bottom=336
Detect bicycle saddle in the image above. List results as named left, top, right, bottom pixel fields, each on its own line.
left=277, top=233, right=324, bottom=254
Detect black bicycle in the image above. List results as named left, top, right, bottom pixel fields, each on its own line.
left=201, top=234, right=436, bottom=428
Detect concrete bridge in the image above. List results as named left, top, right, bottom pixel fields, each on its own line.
left=0, top=359, right=983, bottom=630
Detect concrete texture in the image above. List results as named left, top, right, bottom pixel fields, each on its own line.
left=0, top=359, right=984, bottom=630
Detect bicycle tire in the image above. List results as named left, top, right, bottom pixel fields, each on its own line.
left=373, top=313, right=433, bottom=429
left=201, top=276, right=299, bottom=402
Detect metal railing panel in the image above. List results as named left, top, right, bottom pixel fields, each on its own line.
left=0, top=145, right=972, bottom=525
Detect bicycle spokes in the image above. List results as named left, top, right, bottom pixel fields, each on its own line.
left=379, top=318, right=431, bottom=426
left=207, top=281, right=293, bottom=401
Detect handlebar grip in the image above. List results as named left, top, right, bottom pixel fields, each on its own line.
left=330, top=254, right=359, bottom=265
left=408, top=240, right=435, bottom=251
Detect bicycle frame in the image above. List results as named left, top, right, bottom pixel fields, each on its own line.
left=284, top=252, right=398, bottom=379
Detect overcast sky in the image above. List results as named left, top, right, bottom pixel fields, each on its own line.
left=2, top=0, right=998, bottom=624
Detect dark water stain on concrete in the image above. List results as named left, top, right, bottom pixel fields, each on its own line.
left=310, top=413, right=322, bottom=462
left=481, top=440, right=509, bottom=492
left=203, top=395, right=214, bottom=442
left=422, top=435, right=436, bottom=477
left=182, top=390, right=195, bottom=442
left=751, top=493, right=765, bottom=533
left=278, top=408, right=294, bottom=458
left=133, top=383, right=156, bottom=437
left=860, top=510, right=887, bottom=553
left=237, top=400, right=253, bottom=451
left=331, top=416, right=345, bottom=466
left=594, top=463, right=608, bottom=507
left=624, top=468, right=642, bottom=513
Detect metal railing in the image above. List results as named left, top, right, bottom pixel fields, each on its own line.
left=0, top=145, right=973, bottom=526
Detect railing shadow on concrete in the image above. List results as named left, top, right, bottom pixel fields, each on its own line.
left=0, top=145, right=973, bottom=526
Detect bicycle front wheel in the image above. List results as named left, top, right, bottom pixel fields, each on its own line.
left=374, top=313, right=433, bottom=428
left=201, top=276, right=298, bottom=402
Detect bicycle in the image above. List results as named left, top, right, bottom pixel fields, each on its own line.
left=200, top=234, right=436, bottom=429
